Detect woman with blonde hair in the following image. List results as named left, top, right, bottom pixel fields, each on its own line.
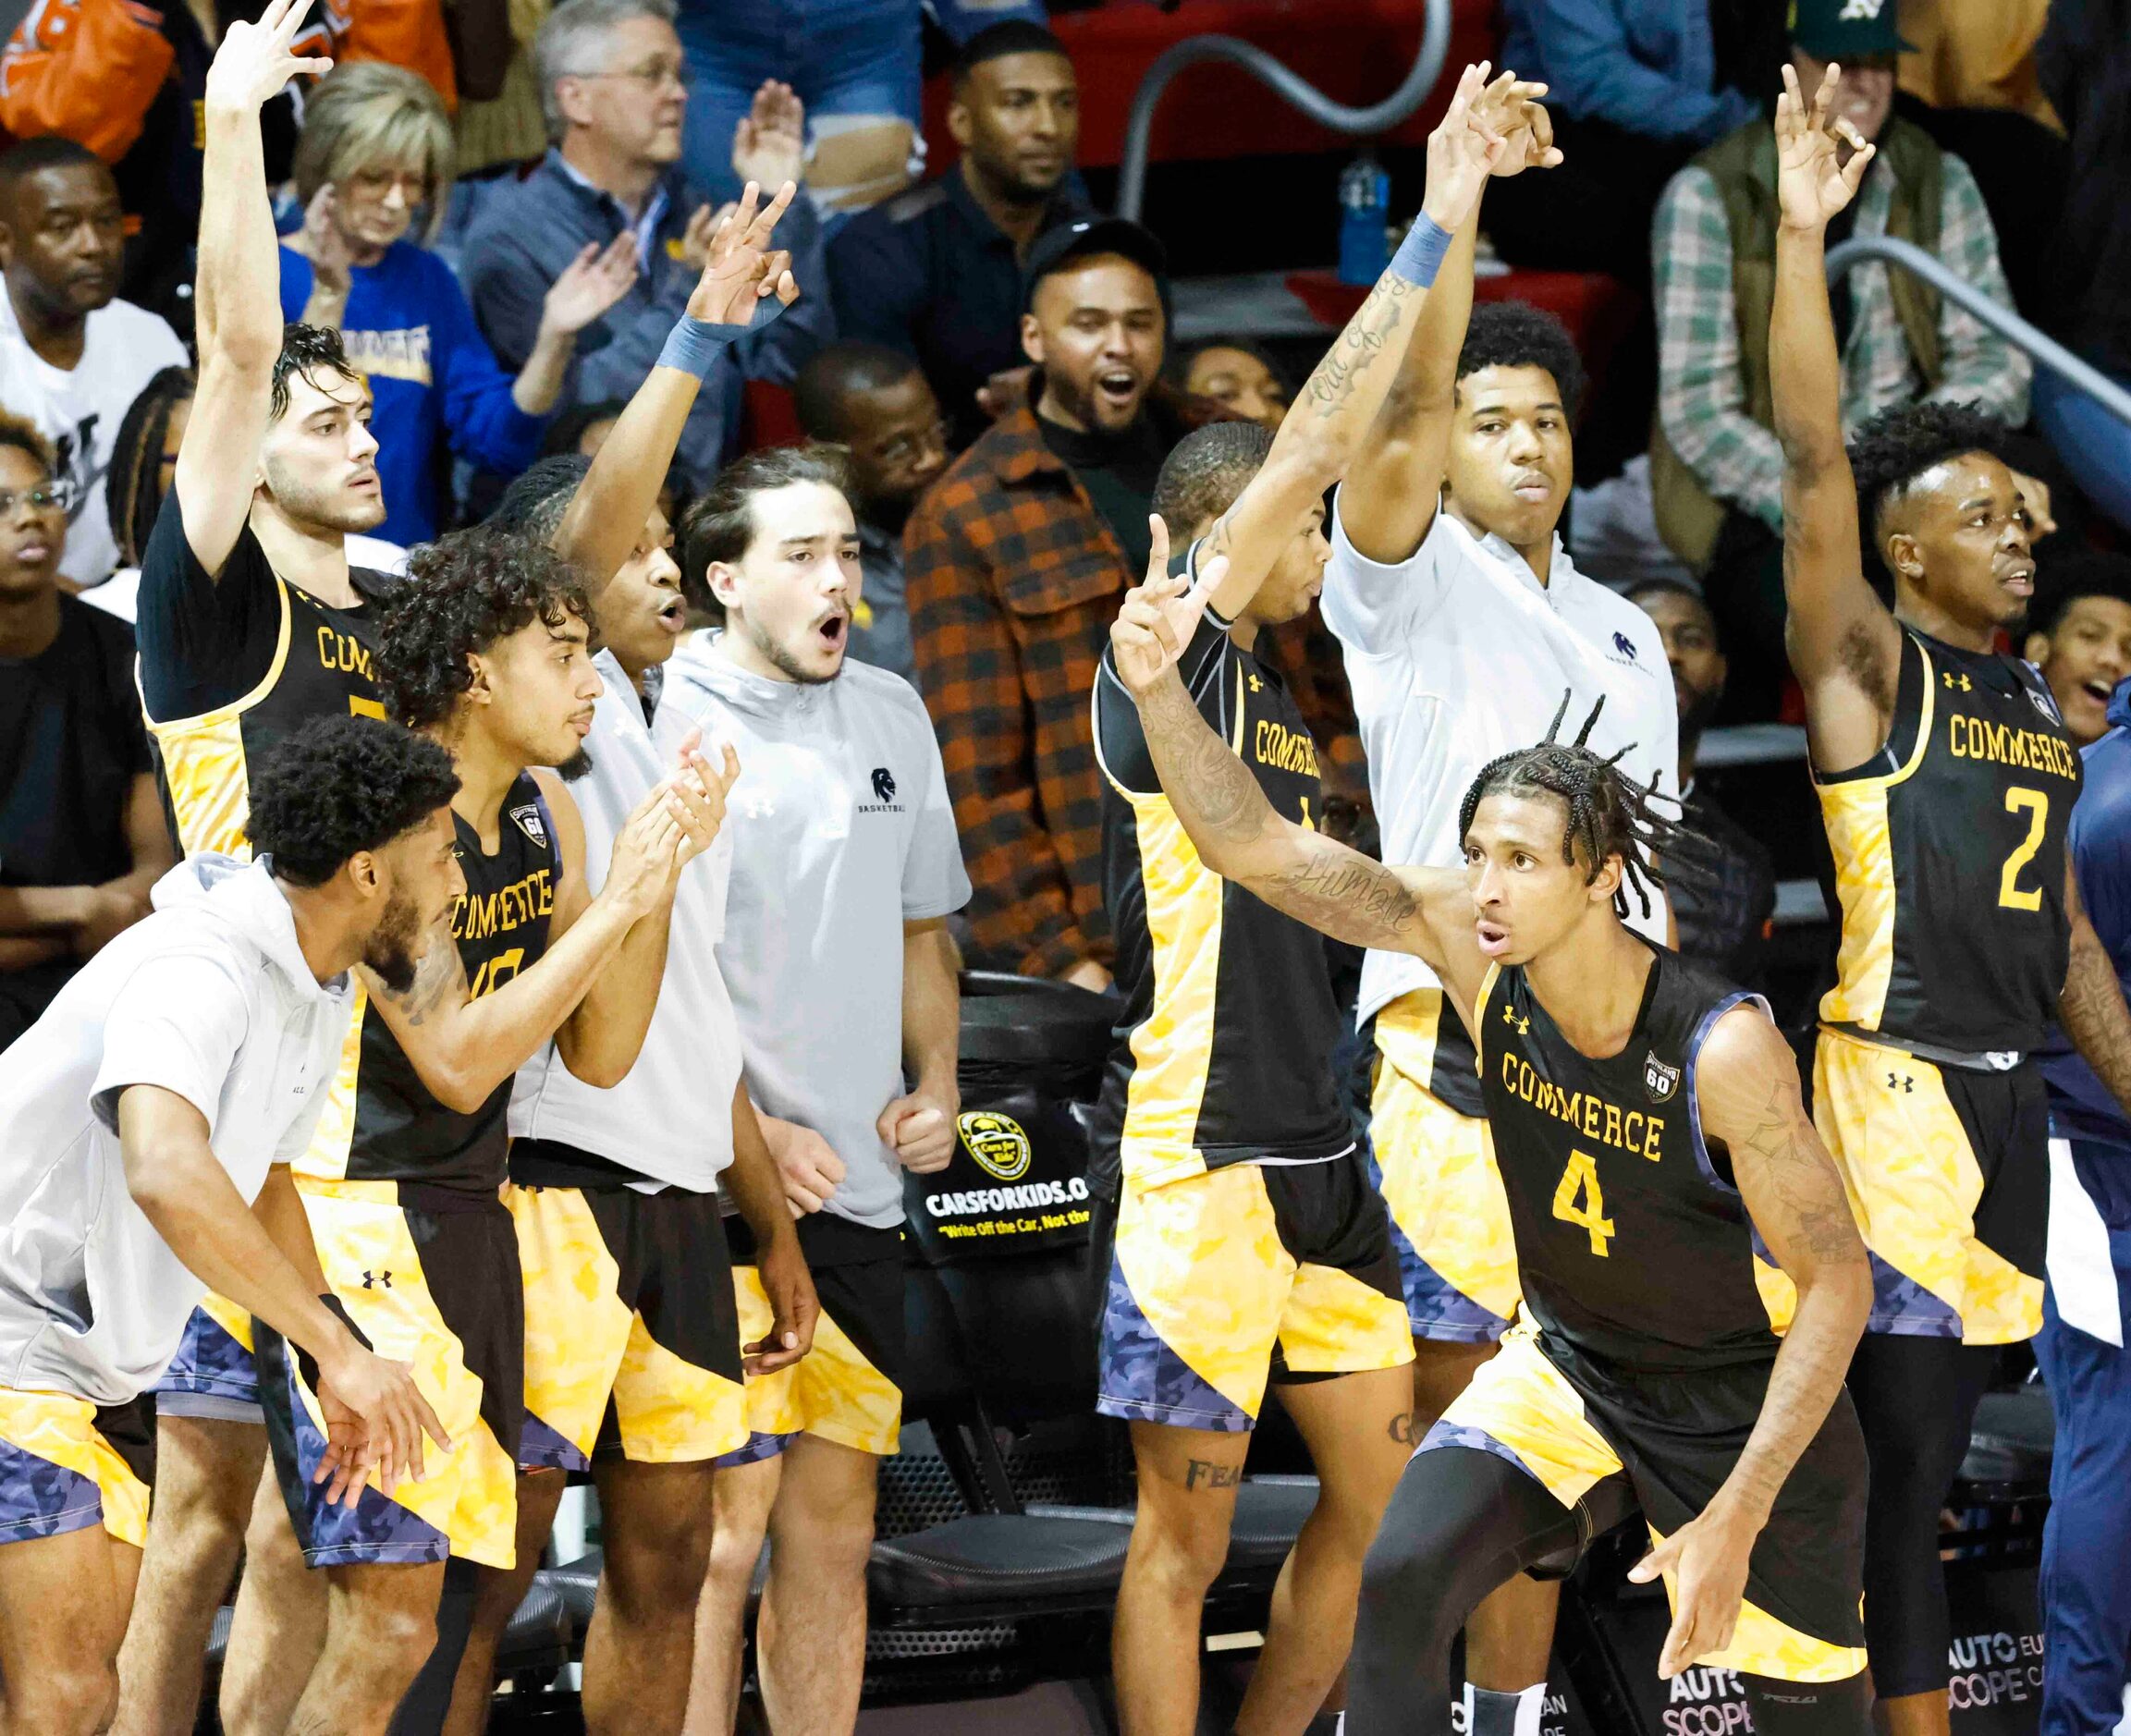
left=281, top=60, right=637, bottom=541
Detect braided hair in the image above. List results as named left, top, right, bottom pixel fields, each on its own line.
left=1456, top=693, right=1711, bottom=922
left=106, top=365, right=194, bottom=568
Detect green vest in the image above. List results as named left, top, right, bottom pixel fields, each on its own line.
left=1650, top=116, right=1945, bottom=570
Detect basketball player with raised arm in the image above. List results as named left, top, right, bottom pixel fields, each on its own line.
left=1769, top=63, right=2131, bottom=1736
left=1107, top=545, right=1876, bottom=1733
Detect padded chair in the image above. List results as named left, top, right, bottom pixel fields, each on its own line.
left=1946, top=1381, right=2055, bottom=1568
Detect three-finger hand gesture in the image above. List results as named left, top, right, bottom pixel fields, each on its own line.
left=685, top=180, right=802, bottom=329
left=1775, top=61, right=1875, bottom=233
left=205, top=0, right=332, bottom=116
left=1109, top=516, right=1226, bottom=696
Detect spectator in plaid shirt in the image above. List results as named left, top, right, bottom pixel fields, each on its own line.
left=903, top=216, right=1366, bottom=987
left=1651, top=0, right=2030, bottom=718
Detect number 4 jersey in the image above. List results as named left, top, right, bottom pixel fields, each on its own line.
left=1819, top=629, right=2078, bottom=1058
left=1476, top=945, right=1782, bottom=1373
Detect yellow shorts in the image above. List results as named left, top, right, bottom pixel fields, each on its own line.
left=717, top=1212, right=905, bottom=1463
left=1433, top=1326, right=1868, bottom=1683
left=510, top=1180, right=748, bottom=1470
left=1096, top=1154, right=1413, bottom=1433
left=262, top=1181, right=522, bottom=1569
left=1371, top=991, right=1520, bottom=1342
left=0, top=1389, right=151, bottom=1548
left=1812, top=1027, right=2048, bottom=1343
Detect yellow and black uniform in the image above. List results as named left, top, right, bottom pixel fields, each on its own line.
left=1815, top=628, right=2076, bottom=1341
left=1429, top=947, right=1868, bottom=1683
left=136, top=489, right=395, bottom=1420
left=1086, top=561, right=1410, bottom=1433
left=508, top=1142, right=747, bottom=1470
left=258, top=777, right=557, bottom=1570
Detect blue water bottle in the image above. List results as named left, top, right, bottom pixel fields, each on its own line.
left=1337, top=151, right=1390, bottom=286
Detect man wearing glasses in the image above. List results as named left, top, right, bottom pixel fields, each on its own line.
left=0, top=137, right=189, bottom=592
left=465, top=0, right=834, bottom=484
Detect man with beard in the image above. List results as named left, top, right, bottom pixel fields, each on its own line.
left=0, top=137, right=187, bottom=590
left=902, top=214, right=1220, bottom=989
left=253, top=524, right=728, bottom=1736
left=827, top=19, right=1089, bottom=448
left=116, top=9, right=422, bottom=1729
left=1629, top=580, right=1776, bottom=984
left=791, top=341, right=950, bottom=689
left=0, top=715, right=456, bottom=1736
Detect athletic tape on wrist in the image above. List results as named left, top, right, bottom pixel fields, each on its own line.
left=658, top=294, right=788, bottom=376
left=1390, top=214, right=1454, bottom=288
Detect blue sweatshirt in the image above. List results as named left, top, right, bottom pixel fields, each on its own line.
left=2040, top=677, right=2131, bottom=1223
left=279, top=240, right=546, bottom=544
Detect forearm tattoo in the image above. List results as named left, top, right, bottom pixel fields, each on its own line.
left=2063, top=919, right=2131, bottom=1117
left=1299, top=274, right=1415, bottom=422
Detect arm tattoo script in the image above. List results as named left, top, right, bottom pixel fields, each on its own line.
left=2062, top=918, right=2131, bottom=1118
left=1300, top=274, right=1414, bottom=422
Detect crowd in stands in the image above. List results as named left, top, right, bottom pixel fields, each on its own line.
left=4, top=0, right=2131, bottom=1726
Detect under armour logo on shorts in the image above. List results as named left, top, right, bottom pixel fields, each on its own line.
left=1840, top=0, right=1884, bottom=18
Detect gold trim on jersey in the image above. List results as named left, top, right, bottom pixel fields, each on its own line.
left=1116, top=794, right=1226, bottom=1189
left=141, top=576, right=295, bottom=859
left=1472, top=963, right=1502, bottom=1071
left=1816, top=640, right=1937, bottom=1033
left=291, top=982, right=369, bottom=1185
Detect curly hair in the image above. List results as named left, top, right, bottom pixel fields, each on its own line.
left=0, top=409, right=52, bottom=477
left=378, top=527, right=592, bottom=729
left=1456, top=302, right=1587, bottom=420
left=250, top=715, right=460, bottom=886
left=271, top=323, right=366, bottom=424
left=1845, top=399, right=2012, bottom=589
left=1458, top=694, right=1709, bottom=922
left=1152, top=420, right=1274, bottom=535
left=106, top=365, right=194, bottom=568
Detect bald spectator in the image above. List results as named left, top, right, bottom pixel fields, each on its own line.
left=465, top=0, right=832, bottom=482
left=827, top=20, right=1091, bottom=448
left=791, top=341, right=949, bottom=688
left=0, top=140, right=187, bottom=593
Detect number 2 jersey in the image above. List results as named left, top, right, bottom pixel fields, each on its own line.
left=298, top=775, right=561, bottom=1196
left=135, top=490, right=394, bottom=859
left=1476, top=945, right=1785, bottom=1373
left=1818, top=628, right=2078, bottom=1057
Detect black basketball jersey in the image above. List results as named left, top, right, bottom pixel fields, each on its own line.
left=298, top=776, right=561, bottom=1195
left=1476, top=945, right=1785, bottom=1373
left=136, top=499, right=393, bottom=860
left=1819, top=629, right=2078, bottom=1057
left=1089, top=549, right=1353, bottom=1192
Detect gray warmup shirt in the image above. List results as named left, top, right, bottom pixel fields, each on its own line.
left=665, top=638, right=971, bottom=1229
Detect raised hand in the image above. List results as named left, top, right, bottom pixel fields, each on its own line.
left=601, top=784, right=689, bottom=920
left=1776, top=61, right=1875, bottom=233
left=661, top=733, right=744, bottom=868
left=685, top=180, right=801, bottom=329
left=732, top=79, right=806, bottom=191
left=1109, top=515, right=1227, bottom=696
left=539, top=233, right=637, bottom=337
left=1417, top=63, right=1511, bottom=232
left=295, top=184, right=354, bottom=301
left=1475, top=75, right=1561, bottom=179
left=205, top=0, right=333, bottom=115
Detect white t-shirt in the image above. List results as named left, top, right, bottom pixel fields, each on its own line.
left=0, top=857, right=356, bottom=1404
left=665, top=640, right=972, bottom=1230
left=0, top=290, right=188, bottom=587
left=508, top=651, right=743, bottom=1192
left=1322, top=497, right=1681, bottom=1025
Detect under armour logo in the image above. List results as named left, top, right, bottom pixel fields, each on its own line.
left=361, top=1270, right=393, bottom=1290
left=1247, top=672, right=1263, bottom=693
left=1885, top=1072, right=1914, bottom=1094
left=1839, top=0, right=1884, bottom=18
left=1502, top=1004, right=1530, bottom=1036
left=870, top=766, right=896, bottom=803
left=1943, top=672, right=1972, bottom=691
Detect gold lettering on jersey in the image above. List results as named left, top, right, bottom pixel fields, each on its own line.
left=1253, top=718, right=1321, bottom=778
left=1500, top=1052, right=1664, bottom=1161
left=317, top=626, right=376, bottom=685
left=1946, top=715, right=2080, bottom=780
left=339, top=325, right=435, bottom=386
left=453, top=868, right=555, bottom=943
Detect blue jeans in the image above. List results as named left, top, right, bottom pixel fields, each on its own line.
left=2036, top=1216, right=2131, bottom=1734
left=2034, top=360, right=2131, bottom=537
left=675, top=0, right=1049, bottom=206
